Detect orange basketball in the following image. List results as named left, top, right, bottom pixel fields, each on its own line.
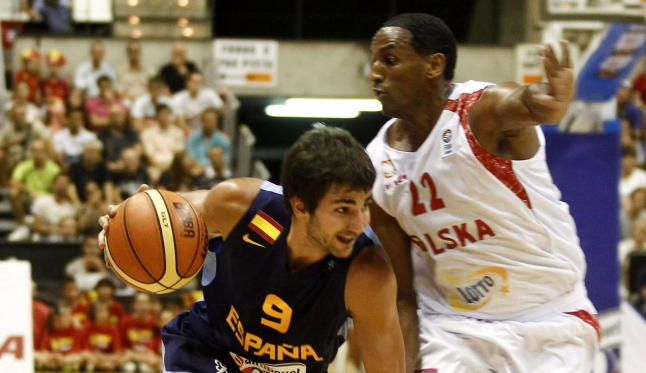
left=105, top=190, right=209, bottom=294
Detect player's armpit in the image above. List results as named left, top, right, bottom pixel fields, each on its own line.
left=369, top=203, right=418, bottom=373
left=187, top=177, right=264, bottom=239
left=345, top=245, right=405, bottom=373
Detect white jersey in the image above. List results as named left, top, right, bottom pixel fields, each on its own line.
left=367, top=80, right=595, bottom=321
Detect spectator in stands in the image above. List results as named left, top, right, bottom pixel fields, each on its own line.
left=85, top=75, right=127, bottom=131
left=67, top=87, right=85, bottom=111
left=633, top=57, right=646, bottom=105
left=620, top=218, right=646, bottom=265
left=620, top=146, right=646, bottom=203
left=131, top=76, right=174, bottom=131
left=13, top=48, right=41, bottom=103
left=629, top=269, right=646, bottom=318
left=40, top=50, right=69, bottom=132
left=35, top=306, right=85, bottom=372
left=217, top=86, right=240, bottom=135
left=621, top=119, right=644, bottom=164
left=53, top=107, right=97, bottom=165
left=622, top=187, right=646, bottom=239
left=618, top=80, right=645, bottom=144
left=65, top=235, right=109, bottom=292
left=83, top=301, right=124, bottom=372
left=32, top=281, right=51, bottom=352
left=30, top=173, right=79, bottom=241
left=6, top=80, right=43, bottom=123
left=0, top=103, right=49, bottom=186
left=55, top=215, right=80, bottom=243
left=118, top=40, right=153, bottom=100
left=110, top=147, right=150, bottom=202
left=159, top=41, right=199, bottom=94
left=120, top=293, right=162, bottom=372
left=141, top=104, right=184, bottom=182
left=158, top=151, right=204, bottom=192
left=186, top=107, right=231, bottom=166
left=173, top=71, right=223, bottom=131
left=59, top=277, right=90, bottom=327
left=77, top=182, right=109, bottom=232
left=30, top=0, right=72, bottom=34
left=100, top=104, right=141, bottom=172
left=69, top=140, right=112, bottom=202
left=74, top=40, right=116, bottom=98
left=8, top=139, right=60, bottom=241
left=93, top=278, right=126, bottom=325
left=205, top=145, right=232, bottom=180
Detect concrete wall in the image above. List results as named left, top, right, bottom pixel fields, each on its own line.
left=13, top=37, right=515, bottom=97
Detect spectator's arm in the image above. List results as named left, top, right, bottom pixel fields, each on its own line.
left=88, top=114, right=110, bottom=129
left=32, top=213, right=55, bottom=235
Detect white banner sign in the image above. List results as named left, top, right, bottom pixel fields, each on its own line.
left=213, top=39, right=278, bottom=87
left=0, top=261, right=33, bottom=373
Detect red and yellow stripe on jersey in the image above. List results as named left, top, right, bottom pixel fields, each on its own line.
left=248, top=210, right=283, bottom=244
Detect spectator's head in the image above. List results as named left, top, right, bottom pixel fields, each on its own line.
left=49, top=306, right=74, bottom=331
left=85, top=182, right=104, bottom=206
left=14, top=81, right=30, bottom=102
left=94, top=278, right=116, bottom=302
left=108, top=104, right=127, bottom=130
left=155, top=103, right=173, bottom=127
left=618, top=81, right=632, bottom=104
left=122, top=147, right=141, bottom=173
left=132, top=292, right=152, bottom=319
left=186, top=72, right=203, bottom=94
left=82, top=234, right=100, bottom=257
left=630, top=188, right=646, bottom=212
left=622, top=146, right=639, bottom=176
left=126, top=40, right=141, bottom=65
left=68, top=88, right=85, bottom=110
left=621, top=120, right=634, bottom=147
left=67, top=107, right=85, bottom=131
left=20, top=48, right=40, bottom=74
left=58, top=216, right=78, bottom=239
left=82, top=140, right=104, bottom=167
left=52, top=173, right=71, bottom=199
left=171, top=41, right=187, bottom=66
left=208, top=146, right=226, bottom=169
left=59, top=276, right=80, bottom=304
left=29, top=138, right=49, bottom=166
left=633, top=218, right=646, bottom=244
left=201, top=108, right=220, bottom=134
left=9, top=103, right=28, bottom=129
left=89, top=301, right=111, bottom=326
left=148, top=76, right=168, bottom=98
left=96, top=75, right=114, bottom=97
left=90, top=40, right=105, bottom=65
left=45, top=50, right=65, bottom=76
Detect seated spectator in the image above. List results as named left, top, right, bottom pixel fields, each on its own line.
left=110, top=147, right=150, bottom=202
left=99, top=104, right=141, bottom=172
left=67, top=87, right=85, bottom=111
left=120, top=293, right=161, bottom=372
left=74, top=40, right=115, bottom=98
left=40, top=50, right=70, bottom=132
left=30, top=173, right=79, bottom=240
left=622, top=187, right=646, bottom=239
left=8, top=139, right=60, bottom=241
left=618, top=81, right=645, bottom=144
left=173, top=71, right=223, bottom=131
left=69, top=140, right=112, bottom=202
left=58, top=277, right=91, bottom=327
left=77, top=182, right=109, bottom=233
left=65, top=235, right=109, bottom=292
left=158, top=151, right=204, bottom=192
left=118, top=40, right=154, bottom=100
left=85, top=75, right=127, bottom=131
left=32, top=281, right=51, bottom=352
left=35, top=306, right=85, bottom=372
left=186, top=108, right=231, bottom=165
left=13, top=48, right=41, bottom=103
left=30, top=0, right=71, bottom=35
left=629, top=269, right=646, bottom=318
left=93, top=278, right=126, bottom=325
left=159, top=41, right=199, bottom=94
left=141, top=104, right=184, bottom=182
left=54, top=215, right=81, bottom=243
left=205, top=145, right=232, bottom=180
left=0, top=103, right=49, bottom=186
left=5, top=80, right=43, bottom=123
left=83, top=301, right=123, bottom=372
left=53, top=107, right=97, bottom=165
left=620, top=146, right=646, bottom=203
left=131, top=76, right=174, bottom=131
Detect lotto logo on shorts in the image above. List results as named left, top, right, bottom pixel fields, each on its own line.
left=441, top=266, right=510, bottom=312
left=229, top=352, right=307, bottom=373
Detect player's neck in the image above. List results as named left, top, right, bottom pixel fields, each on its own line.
left=285, top=224, right=326, bottom=271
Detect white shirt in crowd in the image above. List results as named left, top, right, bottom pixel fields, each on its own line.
left=53, top=128, right=97, bottom=159
left=172, top=88, right=223, bottom=130
left=74, top=60, right=116, bottom=97
left=620, top=168, right=646, bottom=200
left=31, top=195, right=76, bottom=226
left=131, top=94, right=176, bottom=119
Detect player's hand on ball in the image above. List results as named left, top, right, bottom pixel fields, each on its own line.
left=97, top=184, right=151, bottom=251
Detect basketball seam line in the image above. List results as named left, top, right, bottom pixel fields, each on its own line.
left=120, top=199, right=163, bottom=286
left=158, top=191, right=184, bottom=289
left=140, top=192, right=173, bottom=289
left=182, top=196, right=206, bottom=278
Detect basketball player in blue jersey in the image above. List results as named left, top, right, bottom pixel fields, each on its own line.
left=98, top=125, right=405, bottom=373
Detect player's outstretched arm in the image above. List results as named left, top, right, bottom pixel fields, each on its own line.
left=368, top=203, right=417, bottom=373
left=345, top=245, right=406, bottom=373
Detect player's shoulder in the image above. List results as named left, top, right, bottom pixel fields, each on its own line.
left=347, top=244, right=394, bottom=292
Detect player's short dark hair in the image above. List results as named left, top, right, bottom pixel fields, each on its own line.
left=383, top=13, right=457, bottom=81
left=281, top=124, right=375, bottom=213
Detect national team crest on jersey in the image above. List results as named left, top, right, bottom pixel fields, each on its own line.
left=441, top=266, right=510, bottom=312
left=441, top=129, right=454, bottom=157
left=247, top=210, right=283, bottom=245
left=381, top=160, right=396, bottom=178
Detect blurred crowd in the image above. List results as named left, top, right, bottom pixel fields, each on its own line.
left=0, top=39, right=238, bottom=372
left=618, top=66, right=646, bottom=319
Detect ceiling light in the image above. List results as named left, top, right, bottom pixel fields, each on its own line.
left=285, top=98, right=382, bottom=112
left=182, top=27, right=194, bottom=37
left=127, top=0, right=138, bottom=6
left=265, top=104, right=359, bottom=119
left=128, top=15, right=140, bottom=25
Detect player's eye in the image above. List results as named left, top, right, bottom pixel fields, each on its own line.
left=335, top=207, right=348, bottom=214
left=384, top=55, right=397, bottom=66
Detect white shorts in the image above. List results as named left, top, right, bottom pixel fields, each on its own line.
left=417, top=310, right=600, bottom=373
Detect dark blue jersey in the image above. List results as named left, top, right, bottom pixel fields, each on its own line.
left=198, top=181, right=375, bottom=373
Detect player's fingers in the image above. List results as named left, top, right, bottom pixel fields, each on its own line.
left=136, top=184, right=151, bottom=193
left=107, top=204, right=118, bottom=217
left=542, top=44, right=558, bottom=75
left=97, top=229, right=106, bottom=250
left=560, top=40, right=571, bottom=69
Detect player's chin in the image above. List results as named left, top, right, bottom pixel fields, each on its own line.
left=332, top=236, right=355, bottom=257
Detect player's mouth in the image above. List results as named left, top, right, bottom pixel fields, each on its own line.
left=337, top=234, right=356, bottom=245
left=373, top=88, right=387, bottom=99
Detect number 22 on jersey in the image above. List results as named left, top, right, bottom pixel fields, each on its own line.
left=410, top=172, right=445, bottom=216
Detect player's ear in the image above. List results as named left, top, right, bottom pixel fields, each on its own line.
left=425, top=53, right=446, bottom=80
left=290, top=197, right=308, bottom=217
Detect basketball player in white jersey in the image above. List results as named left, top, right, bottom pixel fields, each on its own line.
left=366, top=13, right=599, bottom=373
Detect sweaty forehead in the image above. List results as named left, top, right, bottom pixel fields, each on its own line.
left=371, top=27, right=414, bottom=52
